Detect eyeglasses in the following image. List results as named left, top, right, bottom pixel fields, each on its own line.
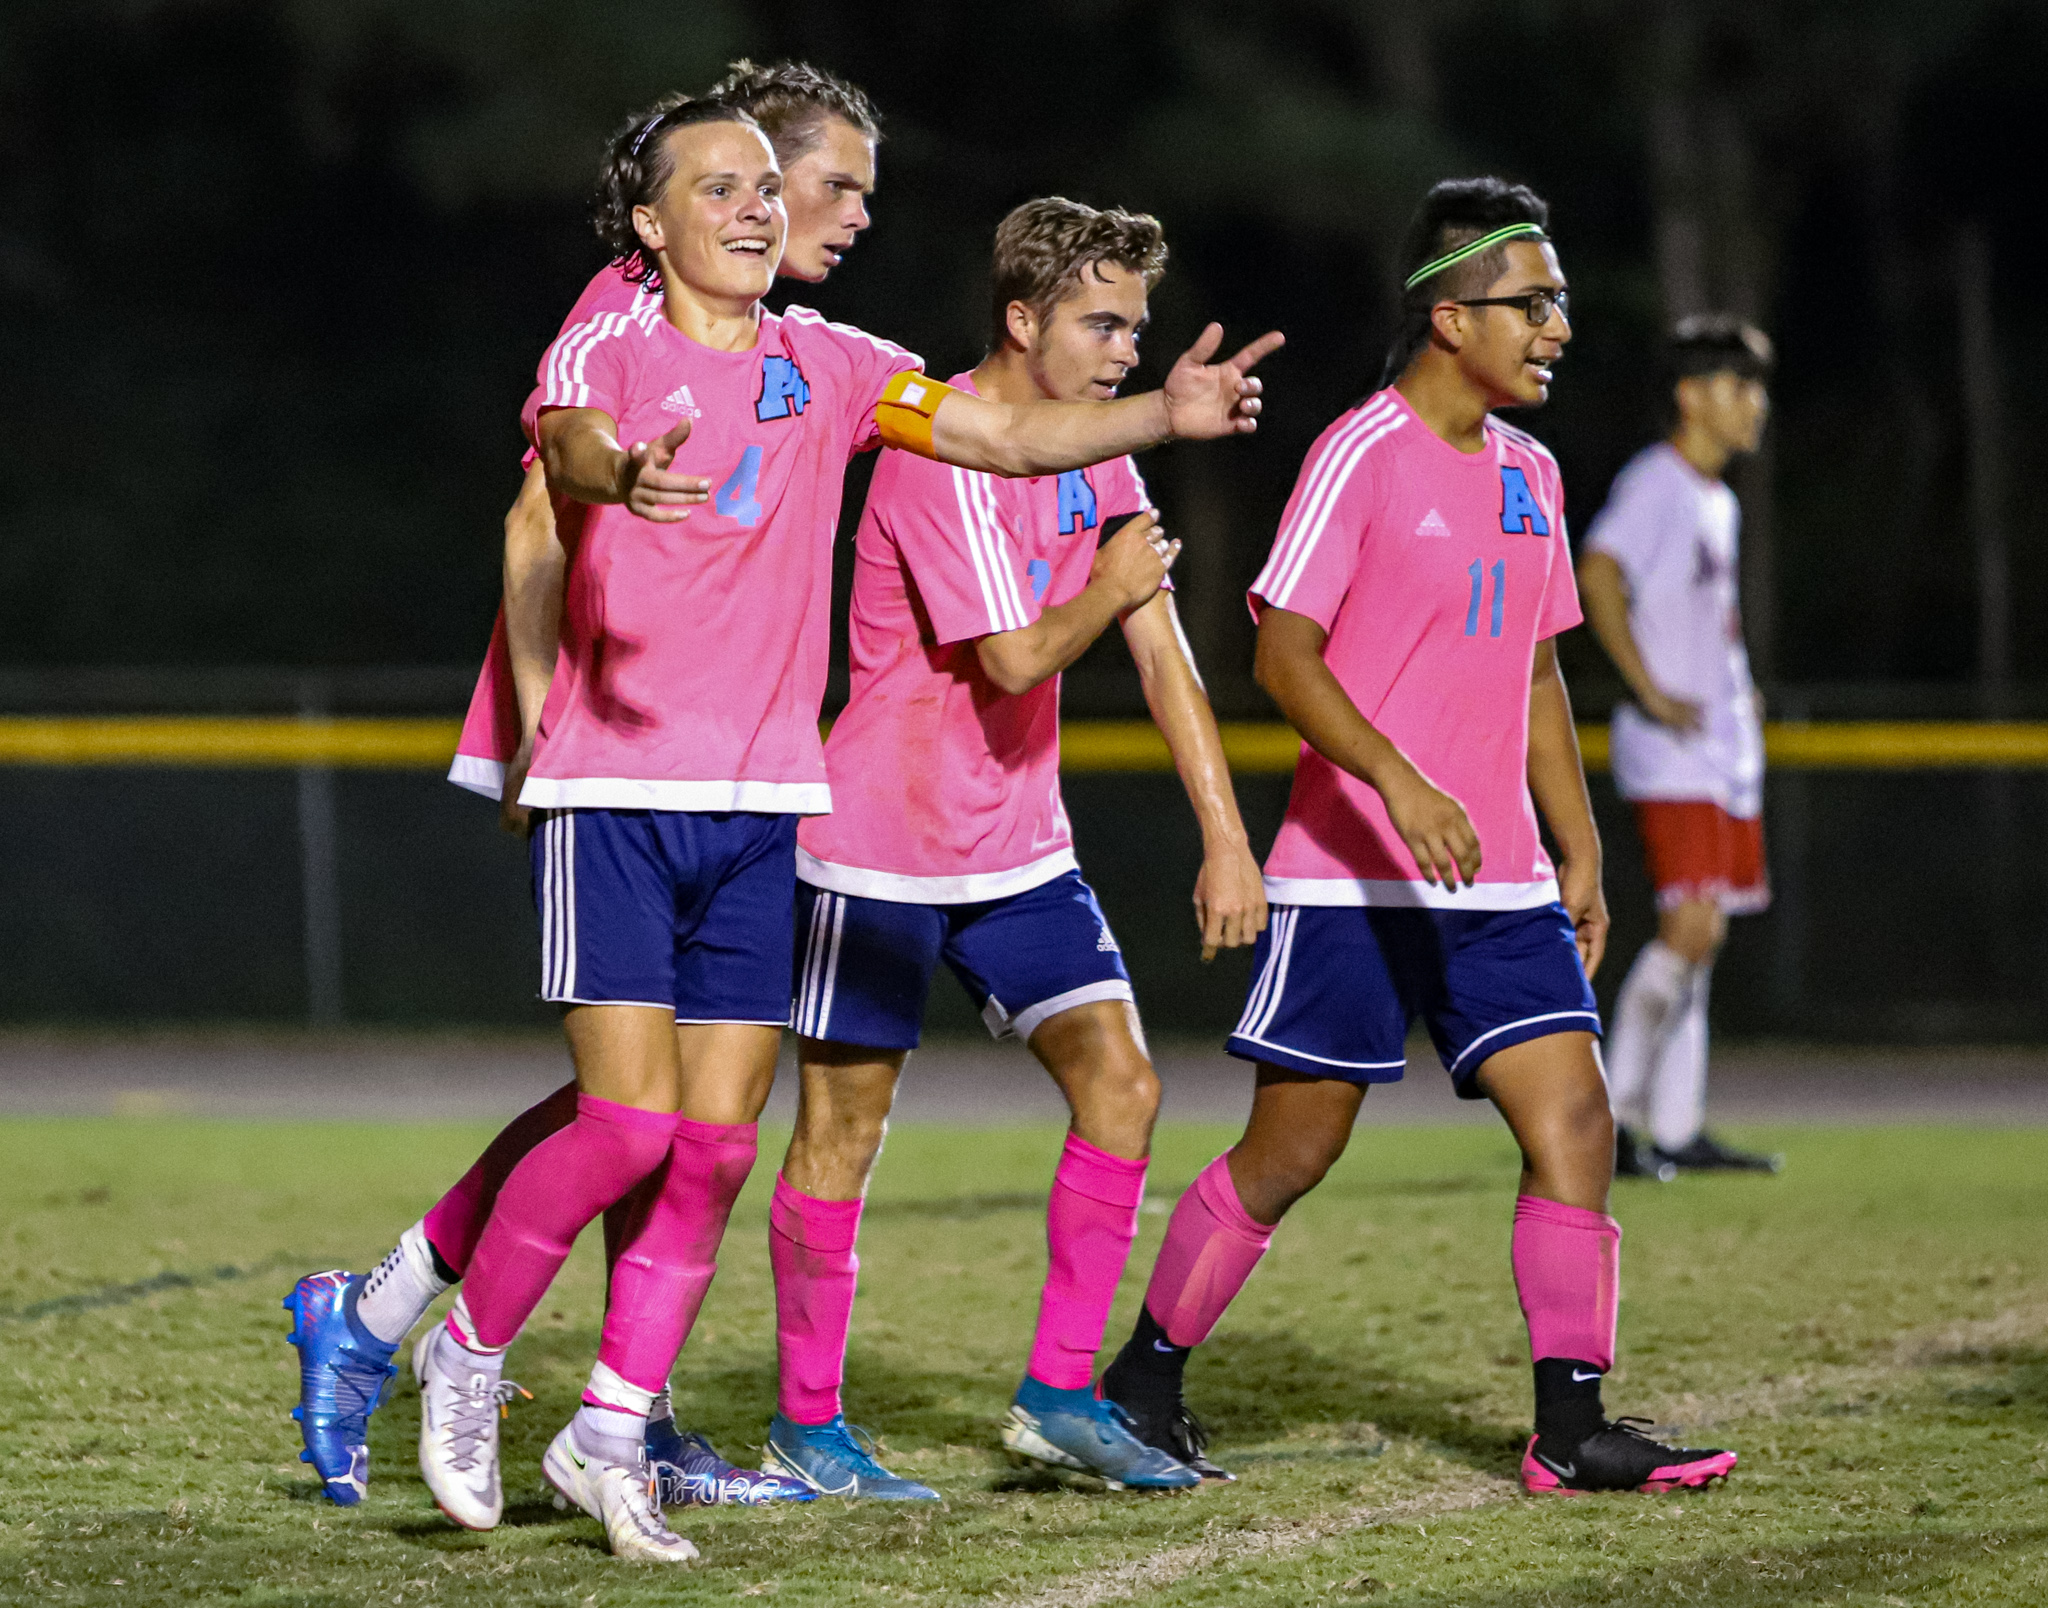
left=1454, top=289, right=1570, bottom=326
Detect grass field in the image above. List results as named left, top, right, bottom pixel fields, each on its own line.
left=4, top=1116, right=2047, bottom=1606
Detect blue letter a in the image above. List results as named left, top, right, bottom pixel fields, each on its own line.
left=1056, top=470, right=1098, bottom=535
left=1498, top=465, right=1550, bottom=535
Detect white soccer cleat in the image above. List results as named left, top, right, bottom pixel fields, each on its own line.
left=542, top=1420, right=700, bottom=1564
left=416, top=1326, right=525, bottom=1531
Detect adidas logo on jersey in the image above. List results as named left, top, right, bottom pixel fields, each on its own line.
left=660, top=384, right=702, bottom=418
left=1096, top=929, right=1120, bottom=953
left=1414, top=508, right=1450, bottom=538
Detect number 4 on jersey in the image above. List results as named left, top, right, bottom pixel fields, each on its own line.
left=716, top=445, right=763, bottom=527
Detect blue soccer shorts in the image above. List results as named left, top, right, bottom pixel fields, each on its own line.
left=789, top=869, right=1134, bottom=1050
left=529, top=808, right=796, bottom=1025
left=1226, top=902, right=1600, bottom=1096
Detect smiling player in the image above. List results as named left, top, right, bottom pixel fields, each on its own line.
left=1099, top=179, right=1739, bottom=1497
left=291, top=93, right=1278, bottom=1561
left=760, top=198, right=1268, bottom=1498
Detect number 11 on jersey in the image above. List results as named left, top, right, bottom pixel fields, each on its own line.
left=1465, top=559, right=1505, bottom=638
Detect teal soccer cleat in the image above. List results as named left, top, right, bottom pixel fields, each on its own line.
left=760, top=1412, right=940, bottom=1500
left=1000, top=1376, right=1200, bottom=1490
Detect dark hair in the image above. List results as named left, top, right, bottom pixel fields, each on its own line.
left=1380, top=177, right=1552, bottom=386
left=1669, top=314, right=1774, bottom=383
left=592, top=96, right=764, bottom=288
left=708, top=58, right=881, bottom=166
left=989, top=197, right=1168, bottom=350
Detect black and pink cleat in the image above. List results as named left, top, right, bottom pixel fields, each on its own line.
left=1521, top=1417, right=1737, bottom=1495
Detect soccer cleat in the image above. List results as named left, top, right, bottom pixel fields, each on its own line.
left=415, top=1325, right=528, bottom=1530
left=1653, top=1131, right=1783, bottom=1174
left=542, top=1420, right=700, bottom=1563
left=645, top=1420, right=816, bottom=1507
left=1614, top=1126, right=1677, bottom=1182
left=1000, top=1377, right=1201, bottom=1491
left=1521, top=1417, right=1738, bottom=1495
left=1103, top=1393, right=1235, bottom=1483
left=283, top=1270, right=398, bottom=1506
left=760, top=1412, right=940, bottom=1501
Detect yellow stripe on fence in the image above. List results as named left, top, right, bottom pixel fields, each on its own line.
left=1, top=716, right=2046, bottom=772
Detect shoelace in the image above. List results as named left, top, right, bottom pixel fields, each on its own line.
left=1171, top=1407, right=1214, bottom=1459
left=615, top=1463, right=683, bottom=1544
left=321, top=1349, right=390, bottom=1433
left=440, top=1374, right=528, bottom=1473
left=821, top=1421, right=895, bottom=1479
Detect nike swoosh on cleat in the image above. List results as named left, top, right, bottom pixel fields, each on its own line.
left=1536, top=1454, right=1577, bottom=1479
left=1571, top=1369, right=1601, bottom=1382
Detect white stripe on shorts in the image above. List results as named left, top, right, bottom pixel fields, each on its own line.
left=796, top=891, right=847, bottom=1039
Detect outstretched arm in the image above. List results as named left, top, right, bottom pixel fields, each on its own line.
left=1254, top=605, right=1482, bottom=889
left=902, top=325, right=1285, bottom=478
left=1526, top=636, right=1608, bottom=977
left=498, top=460, right=565, bottom=835
left=1123, top=592, right=1266, bottom=960
left=536, top=410, right=711, bottom=521
left=1577, top=550, right=1702, bottom=732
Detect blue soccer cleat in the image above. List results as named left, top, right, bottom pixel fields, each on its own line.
left=759, top=1412, right=940, bottom=1500
left=283, top=1269, right=398, bottom=1505
left=1000, top=1376, right=1201, bottom=1490
left=645, top=1417, right=817, bottom=1507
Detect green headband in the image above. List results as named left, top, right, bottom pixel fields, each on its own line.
left=1403, top=222, right=1548, bottom=293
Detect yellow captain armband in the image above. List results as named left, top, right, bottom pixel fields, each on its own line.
left=874, top=369, right=959, bottom=458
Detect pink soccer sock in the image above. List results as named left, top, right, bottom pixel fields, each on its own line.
left=595, top=1118, right=760, bottom=1394
left=421, top=1080, right=579, bottom=1276
left=1141, top=1152, right=1275, bottom=1347
left=1026, top=1133, right=1149, bottom=1390
left=1511, top=1194, right=1621, bottom=1370
left=455, top=1094, right=679, bottom=1351
left=770, top=1176, right=864, bottom=1425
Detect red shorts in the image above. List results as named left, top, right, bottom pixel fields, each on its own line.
left=1633, top=801, right=1770, bottom=914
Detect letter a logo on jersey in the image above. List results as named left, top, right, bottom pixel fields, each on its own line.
left=1498, top=465, right=1550, bottom=535
left=755, top=355, right=811, bottom=422
left=1055, top=469, right=1098, bottom=535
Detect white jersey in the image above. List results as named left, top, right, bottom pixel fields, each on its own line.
left=1585, top=443, right=1762, bottom=816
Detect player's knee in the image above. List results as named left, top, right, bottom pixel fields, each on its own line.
left=1660, top=900, right=1725, bottom=965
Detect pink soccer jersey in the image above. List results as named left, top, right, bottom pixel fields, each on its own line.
left=796, top=374, right=1151, bottom=902
left=501, top=299, right=920, bottom=812
left=450, top=263, right=654, bottom=799
left=1251, top=387, right=1582, bottom=909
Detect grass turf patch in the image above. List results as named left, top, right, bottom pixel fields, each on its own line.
left=1, top=1117, right=2045, bottom=1604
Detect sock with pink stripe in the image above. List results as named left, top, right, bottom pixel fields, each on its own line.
left=456, top=1094, right=679, bottom=1350
left=575, top=1360, right=658, bottom=1462
left=1024, top=1133, right=1149, bottom=1391
left=595, top=1118, right=760, bottom=1395
left=770, top=1176, right=864, bottom=1425
left=1512, top=1193, right=1622, bottom=1445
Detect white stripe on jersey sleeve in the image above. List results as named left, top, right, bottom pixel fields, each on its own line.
left=1252, top=397, right=1397, bottom=607
left=968, top=474, right=1032, bottom=630
left=1257, top=400, right=1407, bottom=609
left=950, top=467, right=1018, bottom=635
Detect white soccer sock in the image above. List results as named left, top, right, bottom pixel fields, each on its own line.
left=443, top=1292, right=509, bottom=1365
left=648, top=1383, right=676, bottom=1428
left=356, top=1220, right=452, bottom=1345
left=1605, top=940, right=1693, bottom=1130
left=1647, top=965, right=1713, bottom=1153
left=576, top=1361, right=656, bottom=1460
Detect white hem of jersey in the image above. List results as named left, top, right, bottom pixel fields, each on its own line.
left=448, top=754, right=508, bottom=800
left=1226, top=1031, right=1406, bottom=1072
left=1262, top=876, right=1561, bottom=911
left=1612, top=783, right=1764, bottom=819
left=795, top=847, right=1079, bottom=905
left=984, top=980, right=1135, bottom=1044
left=519, top=777, right=831, bottom=814
left=1446, top=1010, right=1603, bottom=1075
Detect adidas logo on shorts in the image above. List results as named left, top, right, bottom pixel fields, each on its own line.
left=1414, top=507, right=1450, bottom=538
left=661, top=384, right=702, bottom=418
